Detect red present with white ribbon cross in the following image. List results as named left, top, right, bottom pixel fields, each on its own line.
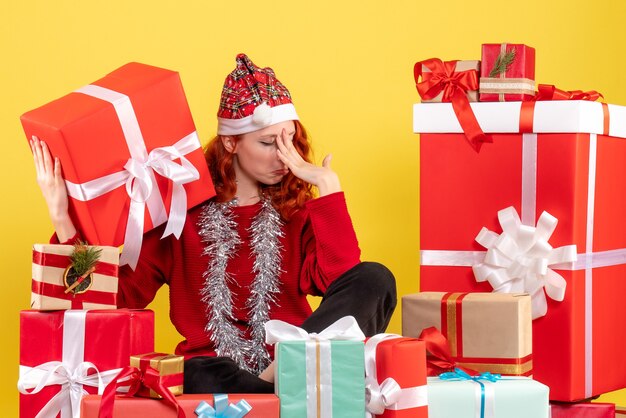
left=21, top=63, right=215, bottom=269
left=414, top=98, right=626, bottom=401
left=18, top=309, right=154, bottom=418
left=364, top=334, right=428, bottom=418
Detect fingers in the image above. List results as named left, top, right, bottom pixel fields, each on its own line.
left=54, top=157, right=63, bottom=184
left=277, top=129, right=301, bottom=161
left=31, top=136, right=45, bottom=176
left=41, top=140, right=54, bottom=175
left=322, top=154, right=332, bottom=168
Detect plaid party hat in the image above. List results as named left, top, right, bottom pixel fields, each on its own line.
left=217, top=53, right=299, bottom=135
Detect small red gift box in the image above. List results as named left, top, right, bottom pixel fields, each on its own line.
left=80, top=394, right=280, bottom=418
left=18, top=309, right=154, bottom=418
left=21, top=62, right=215, bottom=269
left=31, top=243, right=119, bottom=310
left=479, top=43, right=535, bottom=102
left=365, top=334, right=428, bottom=418
left=551, top=402, right=615, bottom=418
left=414, top=99, right=626, bottom=401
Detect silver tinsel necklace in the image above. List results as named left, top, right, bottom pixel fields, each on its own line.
left=198, top=197, right=284, bottom=374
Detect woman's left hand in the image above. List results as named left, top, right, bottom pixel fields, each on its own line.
left=276, top=128, right=341, bottom=196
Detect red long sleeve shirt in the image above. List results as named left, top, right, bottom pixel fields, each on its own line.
left=56, top=192, right=360, bottom=359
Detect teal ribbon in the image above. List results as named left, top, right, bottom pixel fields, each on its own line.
left=439, top=368, right=501, bottom=418
left=195, top=394, right=252, bottom=418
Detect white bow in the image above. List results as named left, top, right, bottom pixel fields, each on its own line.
left=265, top=316, right=366, bottom=344
left=18, top=361, right=122, bottom=418
left=473, top=206, right=577, bottom=319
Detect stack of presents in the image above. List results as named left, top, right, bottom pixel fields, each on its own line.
left=15, top=43, right=626, bottom=417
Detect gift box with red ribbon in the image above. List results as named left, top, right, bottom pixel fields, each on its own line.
left=550, top=402, right=615, bottom=418
left=18, top=309, right=154, bottom=418
left=21, top=62, right=215, bottom=270
left=31, top=243, right=119, bottom=310
left=479, top=43, right=536, bottom=102
left=414, top=97, right=626, bottom=401
left=80, top=394, right=279, bottom=418
left=364, top=334, right=428, bottom=418
left=402, top=292, right=532, bottom=376
left=128, top=353, right=184, bottom=398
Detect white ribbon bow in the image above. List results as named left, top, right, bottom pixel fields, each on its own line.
left=472, top=206, right=577, bottom=319
left=18, top=361, right=122, bottom=418
left=265, top=315, right=366, bottom=344
left=67, top=84, right=202, bottom=270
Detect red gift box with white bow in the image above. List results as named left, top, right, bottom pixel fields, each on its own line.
left=21, top=62, right=215, bottom=269
left=414, top=99, right=626, bottom=401
left=18, top=309, right=154, bottom=418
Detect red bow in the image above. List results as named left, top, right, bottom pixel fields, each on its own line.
left=414, top=58, right=491, bottom=152
left=418, top=326, right=478, bottom=377
left=98, top=366, right=186, bottom=418
left=535, top=84, right=603, bottom=102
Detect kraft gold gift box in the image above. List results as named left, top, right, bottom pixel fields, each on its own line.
left=402, top=292, right=532, bottom=375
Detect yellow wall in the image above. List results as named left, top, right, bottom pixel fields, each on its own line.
left=3, top=0, right=626, bottom=413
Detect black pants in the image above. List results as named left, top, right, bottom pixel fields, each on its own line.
left=184, top=261, right=397, bottom=393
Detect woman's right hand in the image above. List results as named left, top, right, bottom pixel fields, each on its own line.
left=30, top=136, right=77, bottom=242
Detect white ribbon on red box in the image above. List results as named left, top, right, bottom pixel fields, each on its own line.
left=364, top=333, right=428, bottom=418
left=65, top=84, right=201, bottom=270
left=17, top=310, right=122, bottom=418
left=418, top=102, right=626, bottom=397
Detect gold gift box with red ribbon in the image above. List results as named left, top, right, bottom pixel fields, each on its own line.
left=31, top=243, right=119, bottom=310
left=130, top=352, right=184, bottom=398
left=402, top=292, right=533, bottom=376
left=418, top=60, right=480, bottom=103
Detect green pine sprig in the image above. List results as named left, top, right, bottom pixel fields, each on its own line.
left=488, top=47, right=517, bottom=77
left=69, top=241, right=102, bottom=277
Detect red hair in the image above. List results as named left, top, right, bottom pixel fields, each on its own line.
left=204, top=120, right=315, bottom=220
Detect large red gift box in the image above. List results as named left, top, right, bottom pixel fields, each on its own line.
left=365, top=334, right=428, bottom=418
left=479, top=43, right=536, bottom=101
left=21, top=62, right=215, bottom=268
left=414, top=100, right=626, bottom=401
left=18, top=309, right=154, bottom=418
left=80, top=394, right=280, bottom=417
left=551, top=402, right=615, bottom=418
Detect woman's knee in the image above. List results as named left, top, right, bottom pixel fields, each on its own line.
left=354, top=261, right=397, bottom=297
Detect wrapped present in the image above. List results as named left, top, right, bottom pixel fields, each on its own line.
left=130, top=353, right=184, bottom=398
left=80, top=394, right=279, bottom=417
left=550, top=402, right=615, bottom=418
left=21, top=62, right=216, bottom=269
left=265, top=316, right=366, bottom=418
left=31, top=243, right=119, bottom=310
left=418, top=60, right=480, bottom=103
left=414, top=98, right=626, bottom=400
left=18, top=309, right=154, bottom=418
left=617, top=405, right=626, bottom=416
left=96, top=352, right=185, bottom=417
left=427, top=369, right=549, bottom=418
left=415, top=58, right=489, bottom=152
left=402, top=292, right=532, bottom=376
left=364, top=334, right=428, bottom=418
left=479, top=43, right=535, bottom=102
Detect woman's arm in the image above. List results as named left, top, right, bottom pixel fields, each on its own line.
left=30, top=136, right=76, bottom=242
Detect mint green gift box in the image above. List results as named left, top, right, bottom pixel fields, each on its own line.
left=427, top=375, right=549, bottom=418
left=275, top=340, right=365, bottom=418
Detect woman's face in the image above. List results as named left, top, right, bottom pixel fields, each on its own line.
left=230, top=120, right=296, bottom=186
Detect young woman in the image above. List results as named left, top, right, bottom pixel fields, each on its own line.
left=30, top=54, right=396, bottom=393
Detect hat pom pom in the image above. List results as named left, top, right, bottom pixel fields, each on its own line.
left=252, top=102, right=273, bottom=127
